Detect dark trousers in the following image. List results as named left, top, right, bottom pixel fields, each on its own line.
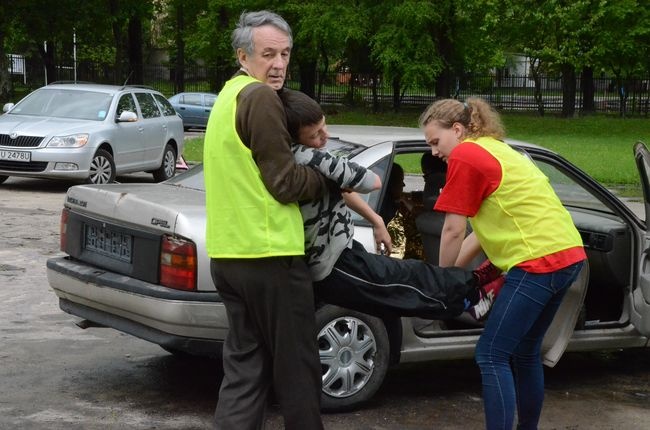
left=315, top=241, right=478, bottom=320
left=210, top=256, right=323, bottom=430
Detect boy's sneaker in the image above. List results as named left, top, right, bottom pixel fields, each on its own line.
left=472, top=259, right=502, bottom=287
left=469, top=276, right=505, bottom=321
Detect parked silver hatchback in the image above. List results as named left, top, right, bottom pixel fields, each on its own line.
left=0, top=83, right=185, bottom=185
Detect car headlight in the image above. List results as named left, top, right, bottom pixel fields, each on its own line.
left=46, top=134, right=89, bottom=148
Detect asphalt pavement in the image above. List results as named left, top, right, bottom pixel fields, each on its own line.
left=0, top=175, right=649, bottom=429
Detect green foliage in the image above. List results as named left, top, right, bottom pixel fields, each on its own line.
left=182, top=111, right=647, bottom=187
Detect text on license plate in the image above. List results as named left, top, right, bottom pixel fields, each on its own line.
left=0, top=150, right=31, bottom=162
left=84, top=224, right=133, bottom=262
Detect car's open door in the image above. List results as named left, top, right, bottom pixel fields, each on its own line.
left=631, top=141, right=650, bottom=336
left=541, top=263, right=589, bottom=366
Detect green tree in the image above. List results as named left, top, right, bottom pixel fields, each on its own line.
left=371, top=1, right=504, bottom=110
left=282, top=1, right=370, bottom=101
left=589, top=0, right=650, bottom=116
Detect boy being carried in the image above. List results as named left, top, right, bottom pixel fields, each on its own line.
left=279, top=89, right=502, bottom=320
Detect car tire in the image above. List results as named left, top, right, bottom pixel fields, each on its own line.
left=86, top=149, right=116, bottom=184
left=152, top=144, right=177, bottom=182
left=0, top=175, right=8, bottom=185
left=316, top=305, right=390, bottom=412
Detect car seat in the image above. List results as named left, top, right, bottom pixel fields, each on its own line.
left=415, top=153, right=448, bottom=265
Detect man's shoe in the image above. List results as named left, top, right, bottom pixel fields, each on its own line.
left=472, top=259, right=502, bottom=286
left=469, top=276, right=505, bottom=321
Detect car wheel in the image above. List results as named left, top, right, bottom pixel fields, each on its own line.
left=86, top=149, right=116, bottom=184
left=316, top=305, right=390, bottom=412
left=0, top=175, right=8, bottom=185
left=152, top=144, right=177, bottom=182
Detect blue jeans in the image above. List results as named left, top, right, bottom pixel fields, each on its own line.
left=475, top=261, right=584, bottom=430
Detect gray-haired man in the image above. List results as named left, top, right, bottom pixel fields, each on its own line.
left=204, top=10, right=327, bottom=430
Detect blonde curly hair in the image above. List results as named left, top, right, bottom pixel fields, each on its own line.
left=418, top=97, right=505, bottom=140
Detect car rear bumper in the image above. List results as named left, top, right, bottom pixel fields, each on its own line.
left=46, top=256, right=226, bottom=357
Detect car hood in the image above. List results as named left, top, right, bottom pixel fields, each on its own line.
left=0, top=114, right=103, bottom=137
left=64, top=182, right=206, bottom=236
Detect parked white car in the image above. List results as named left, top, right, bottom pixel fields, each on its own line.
left=47, top=125, right=650, bottom=411
left=0, top=83, right=185, bottom=184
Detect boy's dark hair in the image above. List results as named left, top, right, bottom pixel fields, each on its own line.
left=279, top=89, right=324, bottom=141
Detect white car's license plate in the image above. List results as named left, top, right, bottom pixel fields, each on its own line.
left=0, top=150, right=31, bottom=162
left=84, top=224, right=133, bottom=263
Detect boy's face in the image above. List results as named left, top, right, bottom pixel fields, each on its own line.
left=298, top=116, right=328, bottom=149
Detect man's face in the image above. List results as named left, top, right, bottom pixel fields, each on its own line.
left=298, top=116, right=328, bottom=149
left=237, top=25, right=291, bottom=90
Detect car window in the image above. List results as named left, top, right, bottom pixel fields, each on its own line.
left=116, top=94, right=137, bottom=116
left=153, top=94, right=177, bottom=116
left=348, top=155, right=391, bottom=224
left=9, top=88, right=113, bottom=121
left=205, top=95, right=217, bottom=106
left=134, top=92, right=161, bottom=119
left=533, top=158, right=614, bottom=213
left=182, top=94, right=202, bottom=106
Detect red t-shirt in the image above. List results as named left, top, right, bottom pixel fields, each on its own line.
left=434, top=142, right=585, bottom=273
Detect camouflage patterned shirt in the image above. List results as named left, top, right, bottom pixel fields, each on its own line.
left=292, top=144, right=378, bottom=281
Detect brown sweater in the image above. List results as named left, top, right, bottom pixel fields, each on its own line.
left=233, top=72, right=327, bottom=204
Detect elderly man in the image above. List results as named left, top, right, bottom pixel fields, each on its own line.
left=203, top=10, right=327, bottom=430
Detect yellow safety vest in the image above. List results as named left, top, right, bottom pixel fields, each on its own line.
left=469, top=137, right=583, bottom=271
left=204, top=75, right=305, bottom=258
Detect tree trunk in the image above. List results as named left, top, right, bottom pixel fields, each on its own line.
left=435, top=68, right=453, bottom=99
left=371, top=74, right=380, bottom=113
left=127, top=16, right=144, bottom=85
left=298, top=59, right=317, bottom=98
left=109, top=0, right=123, bottom=85
left=0, top=24, right=10, bottom=102
left=38, top=41, right=57, bottom=85
left=616, top=77, right=628, bottom=118
left=392, top=75, right=401, bottom=112
left=317, top=42, right=329, bottom=103
left=581, top=67, right=595, bottom=114
left=174, top=1, right=185, bottom=94
left=561, top=64, right=576, bottom=118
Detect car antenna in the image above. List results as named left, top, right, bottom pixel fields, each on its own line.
left=121, top=71, right=133, bottom=89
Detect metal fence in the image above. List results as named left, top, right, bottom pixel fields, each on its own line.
left=6, top=59, right=650, bottom=116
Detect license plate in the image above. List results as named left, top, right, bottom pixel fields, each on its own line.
left=0, top=150, right=31, bottom=162
left=84, top=224, right=133, bottom=263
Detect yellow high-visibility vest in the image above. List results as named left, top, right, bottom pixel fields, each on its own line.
left=204, top=75, right=304, bottom=258
left=469, top=136, right=583, bottom=271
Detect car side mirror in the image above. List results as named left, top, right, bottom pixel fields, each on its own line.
left=117, top=110, right=138, bottom=122
left=3, top=103, right=15, bottom=113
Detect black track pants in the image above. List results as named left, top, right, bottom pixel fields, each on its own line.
left=314, top=241, right=478, bottom=320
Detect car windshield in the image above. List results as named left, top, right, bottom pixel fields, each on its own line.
left=168, top=138, right=364, bottom=192
left=9, top=88, right=114, bottom=121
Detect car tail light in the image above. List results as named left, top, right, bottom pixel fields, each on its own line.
left=60, top=208, right=69, bottom=252
left=160, top=235, right=197, bottom=291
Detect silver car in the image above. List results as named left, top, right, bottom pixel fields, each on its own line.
left=47, top=125, right=650, bottom=411
left=0, top=83, right=185, bottom=185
